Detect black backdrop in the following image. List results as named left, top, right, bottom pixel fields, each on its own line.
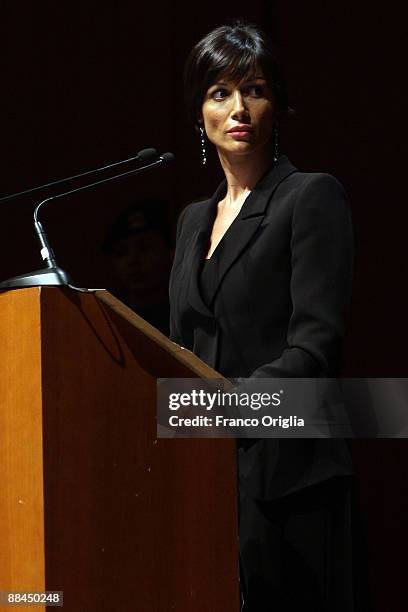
left=2, top=2, right=407, bottom=609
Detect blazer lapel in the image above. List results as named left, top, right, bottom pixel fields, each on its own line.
left=184, top=180, right=227, bottom=317
left=184, top=155, right=298, bottom=314
left=203, top=155, right=298, bottom=306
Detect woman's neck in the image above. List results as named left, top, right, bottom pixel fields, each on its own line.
left=217, top=147, right=275, bottom=207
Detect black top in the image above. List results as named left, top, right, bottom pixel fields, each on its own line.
left=199, top=257, right=215, bottom=309
left=199, top=205, right=243, bottom=311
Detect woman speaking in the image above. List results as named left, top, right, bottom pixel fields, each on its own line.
left=169, top=21, right=360, bottom=612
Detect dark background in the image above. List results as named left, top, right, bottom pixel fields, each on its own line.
left=1, top=2, right=407, bottom=609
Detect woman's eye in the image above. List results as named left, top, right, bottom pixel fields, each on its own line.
left=212, top=88, right=229, bottom=100
left=247, top=85, right=263, bottom=97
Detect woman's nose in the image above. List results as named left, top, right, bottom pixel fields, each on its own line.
left=231, top=90, right=248, bottom=118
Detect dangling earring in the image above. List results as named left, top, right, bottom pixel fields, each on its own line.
left=199, top=125, right=207, bottom=166
left=273, top=123, right=280, bottom=162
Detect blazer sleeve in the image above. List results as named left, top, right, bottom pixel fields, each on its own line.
left=169, top=205, right=189, bottom=344
left=250, top=173, right=354, bottom=378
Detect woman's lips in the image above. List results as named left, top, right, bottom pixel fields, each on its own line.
left=227, top=125, right=253, bottom=137
left=227, top=125, right=253, bottom=133
left=228, top=130, right=253, bottom=138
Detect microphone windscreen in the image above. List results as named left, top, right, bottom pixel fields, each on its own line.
left=160, top=152, right=175, bottom=165
left=138, top=148, right=158, bottom=163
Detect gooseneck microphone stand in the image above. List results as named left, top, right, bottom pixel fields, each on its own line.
left=0, top=150, right=174, bottom=291
left=0, top=148, right=158, bottom=205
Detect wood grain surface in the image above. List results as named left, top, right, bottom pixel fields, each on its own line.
left=0, top=288, right=45, bottom=612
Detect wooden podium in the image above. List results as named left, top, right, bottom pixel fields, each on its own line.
left=0, top=288, right=239, bottom=612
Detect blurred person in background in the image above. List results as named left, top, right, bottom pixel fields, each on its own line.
left=103, top=198, right=171, bottom=335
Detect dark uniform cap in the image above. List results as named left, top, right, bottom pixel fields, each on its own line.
left=103, top=198, right=170, bottom=253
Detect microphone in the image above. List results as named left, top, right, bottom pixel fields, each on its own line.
left=0, top=147, right=158, bottom=203
left=0, top=151, right=175, bottom=290
left=139, top=148, right=159, bottom=162
left=160, top=152, right=175, bottom=165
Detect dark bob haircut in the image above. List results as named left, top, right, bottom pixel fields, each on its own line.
left=184, top=20, right=291, bottom=128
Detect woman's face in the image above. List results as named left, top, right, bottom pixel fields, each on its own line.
left=200, top=67, right=276, bottom=159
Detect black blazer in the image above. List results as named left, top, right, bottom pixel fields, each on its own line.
left=169, top=155, right=354, bottom=500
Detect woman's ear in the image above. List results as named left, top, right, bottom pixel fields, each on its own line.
left=195, top=116, right=204, bottom=132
